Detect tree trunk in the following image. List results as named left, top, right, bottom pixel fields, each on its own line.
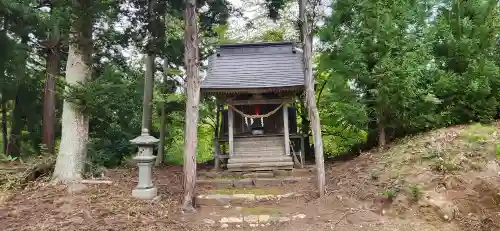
left=142, top=55, right=155, bottom=132
left=182, top=0, right=200, bottom=213
left=42, top=25, right=61, bottom=154
left=300, top=0, right=325, bottom=197
left=142, top=0, right=158, bottom=133
left=1, top=100, right=7, bottom=154
left=7, top=35, right=29, bottom=157
left=52, top=0, right=93, bottom=183
left=7, top=93, right=22, bottom=157
left=155, top=58, right=168, bottom=166
left=378, top=122, right=386, bottom=148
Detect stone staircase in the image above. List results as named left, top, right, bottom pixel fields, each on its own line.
left=195, top=167, right=316, bottom=229
left=227, top=136, right=293, bottom=171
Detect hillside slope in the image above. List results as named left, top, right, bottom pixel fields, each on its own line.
left=322, top=121, right=500, bottom=230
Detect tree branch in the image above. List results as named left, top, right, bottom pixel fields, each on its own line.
left=316, top=79, right=328, bottom=107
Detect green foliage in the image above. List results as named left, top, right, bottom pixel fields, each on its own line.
left=0, top=154, right=18, bottom=162
left=317, top=0, right=500, bottom=154
left=381, top=189, right=396, bottom=201
left=82, top=65, right=144, bottom=168
left=495, top=143, right=500, bottom=159
left=264, top=0, right=291, bottom=20
left=409, top=184, right=423, bottom=202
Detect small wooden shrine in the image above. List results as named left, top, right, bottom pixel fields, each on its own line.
left=201, top=41, right=307, bottom=172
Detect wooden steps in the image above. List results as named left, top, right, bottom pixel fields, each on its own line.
left=227, top=161, right=294, bottom=171
left=228, top=136, right=293, bottom=171
left=228, top=156, right=292, bottom=164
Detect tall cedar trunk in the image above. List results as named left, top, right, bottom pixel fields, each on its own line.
left=182, top=0, right=200, bottom=212
left=1, top=19, right=8, bottom=155
left=1, top=101, right=7, bottom=154
left=7, top=35, right=29, bottom=157
left=52, top=0, right=92, bottom=182
left=142, top=55, right=155, bottom=132
left=42, top=22, right=61, bottom=153
left=155, top=58, right=168, bottom=166
left=300, top=0, right=325, bottom=197
left=142, top=0, right=157, bottom=132
left=7, top=93, right=22, bottom=157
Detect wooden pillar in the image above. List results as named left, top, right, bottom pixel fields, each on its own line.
left=300, top=135, right=305, bottom=167
left=214, top=139, right=220, bottom=171
left=283, top=104, right=290, bottom=156
left=214, top=105, right=221, bottom=171
left=228, top=105, right=234, bottom=157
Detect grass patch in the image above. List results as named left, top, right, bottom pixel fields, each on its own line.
left=460, top=123, right=496, bottom=144
left=381, top=189, right=396, bottom=201
left=431, top=158, right=460, bottom=173
left=408, top=184, right=423, bottom=202
left=213, top=187, right=283, bottom=195
left=496, top=143, right=500, bottom=159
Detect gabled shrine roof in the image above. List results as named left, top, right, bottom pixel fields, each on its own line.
left=201, top=41, right=305, bottom=93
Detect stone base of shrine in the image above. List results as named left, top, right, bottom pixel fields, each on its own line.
left=132, top=187, right=158, bottom=200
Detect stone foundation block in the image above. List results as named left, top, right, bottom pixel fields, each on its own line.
left=196, top=194, right=232, bottom=206
left=253, top=178, right=283, bottom=187
left=231, top=194, right=256, bottom=204
left=132, top=187, right=157, bottom=200
left=233, top=179, right=254, bottom=188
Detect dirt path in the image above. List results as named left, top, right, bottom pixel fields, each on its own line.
left=0, top=165, right=446, bottom=231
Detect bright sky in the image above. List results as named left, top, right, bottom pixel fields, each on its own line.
left=226, top=0, right=279, bottom=40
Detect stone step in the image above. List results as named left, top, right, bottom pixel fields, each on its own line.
left=196, top=176, right=309, bottom=189
left=197, top=168, right=315, bottom=179
left=196, top=191, right=308, bottom=207
left=200, top=211, right=308, bottom=228
left=228, top=156, right=292, bottom=164
left=242, top=172, right=274, bottom=178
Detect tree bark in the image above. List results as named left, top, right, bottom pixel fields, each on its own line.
left=378, top=122, right=386, bottom=148
left=141, top=0, right=158, bottom=133
left=300, top=0, right=325, bottom=197
left=7, top=35, right=29, bottom=157
left=142, top=55, right=155, bottom=132
left=7, top=93, right=22, bottom=157
left=42, top=22, right=61, bottom=154
left=182, top=0, right=200, bottom=213
left=1, top=100, right=7, bottom=154
left=52, top=0, right=93, bottom=183
left=155, top=58, right=168, bottom=166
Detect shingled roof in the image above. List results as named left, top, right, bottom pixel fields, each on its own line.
left=201, top=41, right=305, bottom=93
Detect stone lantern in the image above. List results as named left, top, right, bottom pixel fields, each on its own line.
left=130, top=128, right=159, bottom=199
